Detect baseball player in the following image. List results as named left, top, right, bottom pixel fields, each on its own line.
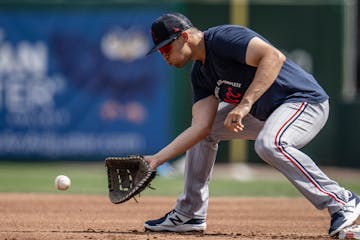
left=144, top=12, right=360, bottom=237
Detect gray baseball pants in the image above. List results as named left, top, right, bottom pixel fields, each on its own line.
left=175, top=100, right=349, bottom=219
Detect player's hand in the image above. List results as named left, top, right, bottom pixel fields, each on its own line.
left=143, top=155, right=159, bottom=171
left=224, top=103, right=251, bottom=132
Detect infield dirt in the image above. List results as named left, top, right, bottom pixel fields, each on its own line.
left=1, top=194, right=357, bottom=240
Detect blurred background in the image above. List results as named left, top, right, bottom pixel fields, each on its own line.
left=0, top=0, right=359, bottom=184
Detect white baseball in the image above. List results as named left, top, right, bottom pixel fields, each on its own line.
left=55, top=175, right=71, bottom=191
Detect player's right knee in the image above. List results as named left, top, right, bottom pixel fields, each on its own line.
left=201, top=135, right=219, bottom=150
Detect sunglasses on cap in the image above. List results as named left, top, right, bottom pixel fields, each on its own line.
left=158, top=34, right=181, bottom=55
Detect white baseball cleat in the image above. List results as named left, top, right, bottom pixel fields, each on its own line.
left=338, top=224, right=360, bottom=239
left=329, top=192, right=360, bottom=236
left=144, top=209, right=206, bottom=232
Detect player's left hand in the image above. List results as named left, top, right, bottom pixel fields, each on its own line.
left=143, top=155, right=159, bottom=171
left=224, top=103, right=251, bottom=132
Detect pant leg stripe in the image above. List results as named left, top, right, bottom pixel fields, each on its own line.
left=274, top=102, right=346, bottom=205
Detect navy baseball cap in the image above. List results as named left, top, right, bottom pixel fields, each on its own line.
left=146, top=13, right=193, bottom=55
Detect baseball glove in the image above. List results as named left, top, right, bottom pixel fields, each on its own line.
left=105, top=155, right=157, bottom=204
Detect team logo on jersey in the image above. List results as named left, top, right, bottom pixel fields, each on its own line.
left=214, top=79, right=242, bottom=104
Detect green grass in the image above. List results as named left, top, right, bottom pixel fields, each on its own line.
left=0, top=162, right=107, bottom=194
left=0, top=162, right=360, bottom=197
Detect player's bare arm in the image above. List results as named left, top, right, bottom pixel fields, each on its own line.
left=145, top=95, right=219, bottom=170
left=225, top=37, right=286, bottom=132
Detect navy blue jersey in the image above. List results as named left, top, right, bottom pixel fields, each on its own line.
left=191, top=25, right=329, bottom=121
